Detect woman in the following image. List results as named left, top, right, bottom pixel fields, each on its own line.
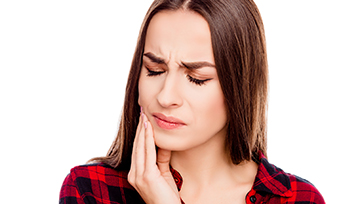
left=60, top=0, right=325, bottom=203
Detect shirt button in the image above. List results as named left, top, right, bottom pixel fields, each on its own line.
left=250, top=195, right=256, bottom=203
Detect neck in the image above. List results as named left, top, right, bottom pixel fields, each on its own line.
left=170, top=130, right=258, bottom=189
left=170, top=141, right=229, bottom=184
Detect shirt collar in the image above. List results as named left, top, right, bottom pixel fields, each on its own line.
left=170, top=152, right=293, bottom=198
left=253, top=152, right=293, bottom=197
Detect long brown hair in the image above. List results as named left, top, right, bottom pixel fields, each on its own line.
left=90, top=0, right=268, bottom=169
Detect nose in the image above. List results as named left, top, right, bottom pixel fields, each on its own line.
left=156, top=73, right=183, bottom=108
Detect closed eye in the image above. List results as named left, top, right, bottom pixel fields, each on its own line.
left=187, top=75, right=212, bottom=86
left=146, top=67, right=165, bottom=76
left=146, top=67, right=212, bottom=86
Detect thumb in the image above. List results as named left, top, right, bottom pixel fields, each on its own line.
left=157, top=148, right=180, bottom=197
left=156, top=148, right=172, bottom=174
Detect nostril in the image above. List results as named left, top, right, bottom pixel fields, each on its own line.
left=157, top=88, right=182, bottom=108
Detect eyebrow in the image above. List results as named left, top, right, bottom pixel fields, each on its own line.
left=181, top=61, right=216, bottom=70
left=143, top=52, right=216, bottom=70
left=143, top=52, right=166, bottom=64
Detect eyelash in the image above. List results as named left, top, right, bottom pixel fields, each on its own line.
left=145, top=67, right=211, bottom=86
left=186, top=75, right=211, bottom=86
left=146, top=68, right=165, bottom=77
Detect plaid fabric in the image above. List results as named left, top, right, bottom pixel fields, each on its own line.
left=246, top=152, right=325, bottom=203
left=60, top=152, right=325, bottom=204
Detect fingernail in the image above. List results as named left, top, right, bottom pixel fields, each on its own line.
left=140, top=106, right=143, bottom=114
left=144, top=121, right=148, bottom=129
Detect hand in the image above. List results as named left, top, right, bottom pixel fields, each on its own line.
left=128, top=109, right=181, bottom=204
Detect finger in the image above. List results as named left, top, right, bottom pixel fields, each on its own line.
left=129, top=114, right=142, bottom=184
left=143, top=114, right=157, bottom=171
left=135, top=114, right=147, bottom=176
left=131, top=114, right=142, bottom=157
left=131, top=114, right=142, bottom=161
left=157, top=148, right=179, bottom=194
left=131, top=112, right=145, bottom=177
left=157, top=148, right=172, bottom=174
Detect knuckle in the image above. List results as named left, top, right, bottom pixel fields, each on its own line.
left=127, top=172, right=135, bottom=184
left=143, top=171, right=154, bottom=183
left=135, top=179, right=145, bottom=187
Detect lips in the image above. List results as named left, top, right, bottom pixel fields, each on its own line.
left=152, top=112, right=186, bottom=130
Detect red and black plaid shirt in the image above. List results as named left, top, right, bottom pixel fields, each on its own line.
left=59, top=152, right=325, bottom=203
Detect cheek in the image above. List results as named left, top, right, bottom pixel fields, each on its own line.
left=191, top=84, right=227, bottom=129
left=138, top=74, right=158, bottom=107
left=138, top=74, right=147, bottom=106
left=205, top=94, right=227, bottom=126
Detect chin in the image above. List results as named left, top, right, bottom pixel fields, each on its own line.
left=154, top=132, right=190, bottom=151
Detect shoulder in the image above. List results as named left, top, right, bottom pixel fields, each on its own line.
left=67, top=163, right=130, bottom=186
left=285, top=172, right=325, bottom=203
left=60, top=163, right=144, bottom=204
left=253, top=153, right=325, bottom=203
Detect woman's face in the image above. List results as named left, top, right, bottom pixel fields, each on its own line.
left=138, top=10, right=227, bottom=151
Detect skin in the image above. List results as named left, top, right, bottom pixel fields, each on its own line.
left=128, top=10, right=258, bottom=204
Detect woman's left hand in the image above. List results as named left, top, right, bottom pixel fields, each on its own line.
left=128, top=110, right=181, bottom=204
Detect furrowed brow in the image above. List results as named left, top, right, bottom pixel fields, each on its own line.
left=181, top=61, right=216, bottom=70
left=143, top=52, right=166, bottom=64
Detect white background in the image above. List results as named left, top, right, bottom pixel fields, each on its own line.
left=0, top=0, right=359, bottom=203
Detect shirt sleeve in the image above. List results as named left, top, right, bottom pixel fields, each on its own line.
left=59, top=172, right=85, bottom=204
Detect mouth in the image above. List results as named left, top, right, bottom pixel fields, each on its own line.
left=152, top=112, right=186, bottom=130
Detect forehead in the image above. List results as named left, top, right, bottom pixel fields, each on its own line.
left=144, top=10, right=214, bottom=63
